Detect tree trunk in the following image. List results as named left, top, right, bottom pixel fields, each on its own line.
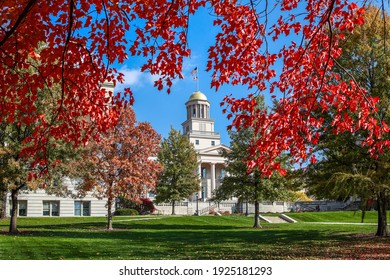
left=171, top=200, right=176, bottom=215
left=1, top=191, right=7, bottom=219
left=253, top=200, right=262, bottom=228
left=107, top=197, right=113, bottom=230
left=9, top=189, right=18, bottom=234
left=376, top=192, right=388, bottom=237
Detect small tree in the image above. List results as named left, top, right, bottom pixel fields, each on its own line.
left=215, top=115, right=294, bottom=228
left=155, top=128, right=200, bottom=215
left=79, top=107, right=161, bottom=230
left=215, top=95, right=291, bottom=228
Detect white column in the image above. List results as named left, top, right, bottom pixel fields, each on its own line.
left=211, top=163, right=216, bottom=196
left=198, top=163, right=202, bottom=199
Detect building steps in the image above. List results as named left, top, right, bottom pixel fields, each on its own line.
left=259, top=214, right=297, bottom=223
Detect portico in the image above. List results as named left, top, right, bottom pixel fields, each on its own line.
left=198, top=161, right=225, bottom=200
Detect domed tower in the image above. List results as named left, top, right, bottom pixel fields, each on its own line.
left=182, top=91, right=221, bottom=150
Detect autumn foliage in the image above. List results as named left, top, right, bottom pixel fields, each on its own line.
left=79, top=107, right=161, bottom=229
left=1, top=0, right=388, bottom=179
left=219, top=1, right=389, bottom=176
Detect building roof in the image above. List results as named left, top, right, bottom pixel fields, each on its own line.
left=188, top=91, right=208, bottom=101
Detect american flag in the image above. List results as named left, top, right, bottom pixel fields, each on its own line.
left=191, top=67, right=198, bottom=80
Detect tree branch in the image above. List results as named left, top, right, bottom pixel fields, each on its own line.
left=0, top=0, right=38, bottom=48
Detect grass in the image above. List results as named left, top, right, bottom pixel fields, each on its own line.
left=0, top=212, right=389, bottom=260
left=286, top=210, right=379, bottom=223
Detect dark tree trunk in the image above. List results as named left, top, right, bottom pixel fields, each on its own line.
left=107, top=197, right=113, bottom=230
left=253, top=200, right=262, bottom=228
left=376, top=192, right=388, bottom=237
left=9, top=189, right=18, bottom=234
left=171, top=200, right=176, bottom=215
left=1, top=192, right=7, bottom=219
left=253, top=181, right=261, bottom=228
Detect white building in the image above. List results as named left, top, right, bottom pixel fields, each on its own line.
left=182, top=91, right=230, bottom=201
left=5, top=178, right=108, bottom=217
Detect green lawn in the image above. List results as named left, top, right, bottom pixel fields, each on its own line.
left=286, top=210, right=379, bottom=223
left=0, top=212, right=389, bottom=260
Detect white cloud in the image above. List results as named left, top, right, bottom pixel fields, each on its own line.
left=119, top=67, right=144, bottom=87
left=116, top=65, right=183, bottom=92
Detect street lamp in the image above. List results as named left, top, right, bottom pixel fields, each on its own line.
left=195, top=192, right=199, bottom=216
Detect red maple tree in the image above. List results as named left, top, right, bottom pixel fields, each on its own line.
left=1, top=0, right=388, bottom=179
left=79, top=107, right=161, bottom=230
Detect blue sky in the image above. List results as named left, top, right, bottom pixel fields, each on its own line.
left=113, top=6, right=272, bottom=146
left=113, top=1, right=388, bottom=145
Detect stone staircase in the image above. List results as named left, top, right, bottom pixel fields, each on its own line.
left=197, top=203, right=217, bottom=215
left=260, top=214, right=297, bottom=223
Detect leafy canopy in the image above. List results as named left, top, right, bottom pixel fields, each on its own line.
left=1, top=0, right=388, bottom=177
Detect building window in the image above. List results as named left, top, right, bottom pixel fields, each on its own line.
left=43, top=201, right=60, bottom=216
left=9, top=200, right=28, bottom=216
left=211, top=141, right=215, bottom=146
left=74, top=201, right=91, bottom=216
left=195, top=139, right=199, bottom=145
left=18, top=200, right=27, bottom=216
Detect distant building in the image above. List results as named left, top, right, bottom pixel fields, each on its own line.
left=182, top=91, right=230, bottom=201
left=5, top=178, right=107, bottom=217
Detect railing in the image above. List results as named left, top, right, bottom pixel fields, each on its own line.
left=188, top=130, right=220, bottom=136
left=341, top=200, right=361, bottom=210
left=198, top=203, right=217, bottom=215
left=156, top=202, right=189, bottom=207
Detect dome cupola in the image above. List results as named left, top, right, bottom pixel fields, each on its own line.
left=185, top=91, right=210, bottom=120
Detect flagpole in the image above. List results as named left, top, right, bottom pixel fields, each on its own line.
left=196, top=67, right=199, bottom=91
left=191, top=66, right=199, bottom=92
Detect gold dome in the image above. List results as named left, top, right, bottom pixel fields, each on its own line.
left=188, top=91, right=208, bottom=101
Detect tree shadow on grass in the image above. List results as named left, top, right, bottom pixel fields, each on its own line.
left=18, top=221, right=245, bottom=231
left=9, top=226, right=332, bottom=244
left=3, top=223, right=389, bottom=259
left=5, top=228, right=389, bottom=260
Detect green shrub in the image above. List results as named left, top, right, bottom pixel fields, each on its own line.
left=115, top=208, right=139, bottom=216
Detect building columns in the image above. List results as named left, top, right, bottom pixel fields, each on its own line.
left=198, top=163, right=202, bottom=199
left=211, top=163, right=216, bottom=195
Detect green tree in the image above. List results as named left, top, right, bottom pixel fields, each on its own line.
left=155, top=128, right=200, bottom=215
left=215, top=96, right=295, bottom=228
left=0, top=118, right=81, bottom=233
left=306, top=5, right=390, bottom=236
left=215, top=126, right=294, bottom=228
